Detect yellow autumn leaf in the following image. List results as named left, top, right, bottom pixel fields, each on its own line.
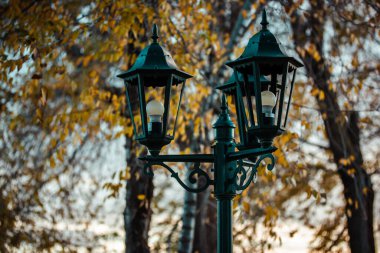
left=242, top=10, right=247, bottom=19
left=318, top=90, right=325, bottom=100
left=242, top=201, right=250, bottom=213
left=40, top=87, right=47, bottom=106
left=310, top=88, right=319, bottom=97
left=50, top=157, right=56, bottom=168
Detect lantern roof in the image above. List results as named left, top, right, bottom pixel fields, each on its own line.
left=117, top=24, right=192, bottom=84
left=226, top=9, right=303, bottom=69
left=216, top=73, right=270, bottom=95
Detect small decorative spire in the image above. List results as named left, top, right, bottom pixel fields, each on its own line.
left=260, top=9, right=269, bottom=30
left=152, top=24, right=159, bottom=43
left=212, top=93, right=235, bottom=134
left=221, top=93, right=228, bottom=112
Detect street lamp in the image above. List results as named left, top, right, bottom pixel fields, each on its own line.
left=118, top=10, right=302, bottom=253
left=117, top=24, right=192, bottom=156
left=216, top=73, right=272, bottom=160
left=221, top=9, right=303, bottom=149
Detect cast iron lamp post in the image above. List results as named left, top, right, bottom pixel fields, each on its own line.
left=118, top=10, right=302, bottom=253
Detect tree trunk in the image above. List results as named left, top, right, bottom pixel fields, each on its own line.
left=177, top=119, right=217, bottom=253
left=286, top=1, right=375, bottom=252
left=192, top=188, right=217, bottom=253
left=339, top=166, right=375, bottom=253
left=178, top=166, right=197, bottom=253
left=124, top=137, right=153, bottom=253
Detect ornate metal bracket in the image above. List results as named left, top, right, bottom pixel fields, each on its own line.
left=143, top=161, right=214, bottom=193
left=233, top=153, right=275, bottom=191
left=140, top=152, right=275, bottom=194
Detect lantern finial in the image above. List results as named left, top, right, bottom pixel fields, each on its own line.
left=260, top=9, right=269, bottom=30
left=213, top=94, right=235, bottom=140
left=152, top=24, right=159, bottom=43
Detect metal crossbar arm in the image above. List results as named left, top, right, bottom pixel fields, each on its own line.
left=142, top=161, right=214, bottom=193
left=139, top=154, right=214, bottom=163
left=226, top=146, right=277, bottom=161
left=241, top=160, right=255, bottom=167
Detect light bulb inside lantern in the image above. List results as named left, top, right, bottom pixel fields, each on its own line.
left=146, top=100, right=165, bottom=122
left=261, top=90, right=276, bottom=115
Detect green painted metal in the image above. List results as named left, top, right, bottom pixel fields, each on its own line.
left=283, top=69, right=297, bottom=126
left=225, top=9, right=303, bottom=71
left=220, top=9, right=303, bottom=149
left=213, top=95, right=236, bottom=130
left=235, top=89, right=248, bottom=147
left=172, top=79, right=186, bottom=137
left=234, top=154, right=275, bottom=191
left=213, top=95, right=237, bottom=253
left=139, top=154, right=215, bottom=163
left=217, top=71, right=273, bottom=154
left=216, top=72, right=270, bottom=95
left=118, top=9, right=302, bottom=252
left=217, top=199, right=233, bottom=253
left=137, top=75, right=147, bottom=136
left=117, top=24, right=192, bottom=155
left=124, top=80, right=138, bottom=137
left=138, top=95, right=276, bottom=253
left=276, top=64, right=288, bottom=129
left=252, top=63, right=263, bottom=127
left=162, top=75, right=173, bottom=136
left=142, top=161, right=214, bottom=193
left=226, top=146, right=276, bottom=161
left=116, top=24, right=192, bottom=83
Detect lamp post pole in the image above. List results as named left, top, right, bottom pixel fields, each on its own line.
left=213, top=96, right=237, bottom=253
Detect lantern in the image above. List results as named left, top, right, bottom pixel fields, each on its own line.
left=217, top=73, right=271, bottom=151
left=222, top=10, right=303, bottom=148
left=117, top=24, right=192, bottom=155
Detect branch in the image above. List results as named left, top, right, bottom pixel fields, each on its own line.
left=299, top=138, right=329, bottom=150
left=226, top=0, right=253, bottom=50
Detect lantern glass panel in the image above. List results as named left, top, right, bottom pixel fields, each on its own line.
left=235, top=71, right=258, bottom=129
left=243, top=86, right=256, bottom=128
left=125, top=79, right=143, bottom=138
left=142, top=75, right=185, bottom=138
left=242, top=95, right=255, bottom=128
left=143, top=78, right=167, bottom=138
left=273, top=79, right=282, bottom=126
left=279, top=67, right=296, bottom=129
left=261, top=74, right=281, bottom=127
left=145, top=87, right=165, bottom=101
left=166, top=77, right=185, bottom=137
left=239, top=64, right=283, bottom=130
left=233, top=91, right=246, bottom=144
left=229, top=95, right=242, bottom=144
left=144, top=86, right=165, bottom=118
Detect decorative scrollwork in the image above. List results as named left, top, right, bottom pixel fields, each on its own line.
left=233, top=153, right=275, bottom=191
left=143, top=161, right=214, bottom=193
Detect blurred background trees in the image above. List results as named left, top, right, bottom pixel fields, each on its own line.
left=0, top=0, right=379, bottom=252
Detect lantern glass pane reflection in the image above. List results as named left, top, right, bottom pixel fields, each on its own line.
left=125, top=79, right=142, bottom=138
left=167, top=78, right=185, bottom=137
left=139, top=74, right=186, bottom=139
left=123, top=73, right=188, bottom=155
left=279, top=67, right=297, bottom=129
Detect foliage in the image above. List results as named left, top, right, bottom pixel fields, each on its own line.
left=1, top=0, right=379, bottom=252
